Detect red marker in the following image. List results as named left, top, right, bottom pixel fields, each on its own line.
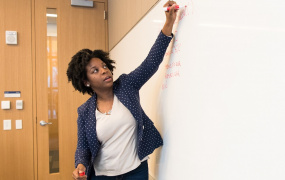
left=79, top=171, right=85, bottom=176
left=163, top=5, right=179, bottom=11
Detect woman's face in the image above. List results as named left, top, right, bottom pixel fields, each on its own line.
left=85, top=58, right=113, bottom=92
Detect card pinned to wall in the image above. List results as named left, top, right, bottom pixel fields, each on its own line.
left=4, top=91, right=21, bottom=98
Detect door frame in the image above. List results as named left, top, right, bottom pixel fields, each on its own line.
left=32, top=0, right=108, bottom=179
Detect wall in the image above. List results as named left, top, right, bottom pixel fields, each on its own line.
left=0, top=0, right=108, bottom=179
left=0, top=0, right=159, bottom=178
left=0, top=0, right=34, bottom=179
left=108, top=0, right=159, bottom=50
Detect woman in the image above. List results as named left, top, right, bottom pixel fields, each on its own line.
left=68, top=1, right=177, bottom=179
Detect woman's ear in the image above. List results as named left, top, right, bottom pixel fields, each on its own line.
left=83, top=80, right=90, bottom=87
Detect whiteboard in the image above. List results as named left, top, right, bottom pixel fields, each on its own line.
left=110, top=0, right=285, bottom=179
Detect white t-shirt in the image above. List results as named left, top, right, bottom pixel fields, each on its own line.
left=93, top=95, right=147, bottom=176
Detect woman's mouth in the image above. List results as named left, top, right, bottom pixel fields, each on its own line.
left=104, top=76, right=112, bottom=82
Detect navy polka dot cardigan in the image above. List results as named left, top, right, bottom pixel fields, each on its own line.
left=75, top=31, right=173, bottom=179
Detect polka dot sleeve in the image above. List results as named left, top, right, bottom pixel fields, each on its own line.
left=74, top=110, right=91, bottom=169
left=126, top=31, right=173, bottom=90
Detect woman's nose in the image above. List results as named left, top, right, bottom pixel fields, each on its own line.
left=101, top=68, right=107, bottom=74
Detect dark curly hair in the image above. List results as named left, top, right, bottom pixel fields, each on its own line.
left=67, top=49, right=116, bottom=96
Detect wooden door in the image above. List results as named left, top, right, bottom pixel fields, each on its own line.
left=35, top=0, right=107, bottom=179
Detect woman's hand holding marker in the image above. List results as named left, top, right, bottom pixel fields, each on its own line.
left=72, top=164, right=87, bottom=180
left=162, top=1, right=178, bottom=36
left=163, top=5, right=179, bottom=11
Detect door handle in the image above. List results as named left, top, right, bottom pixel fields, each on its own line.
left=40, top=120, right=52, bottom=126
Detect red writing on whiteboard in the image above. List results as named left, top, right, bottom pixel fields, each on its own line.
left=165, top=40, right=181, bottom=56
left=175, top=1, right=192, bottom=23
left=165, top=70, right=180, bottom=79
left=162, top=82, right=168, bottom=90
left=178, top=8, right=189, bottom=22
left=165, top=61, right=181, bottom=69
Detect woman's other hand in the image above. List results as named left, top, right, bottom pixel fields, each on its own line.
left=162, top=1, right=178, bottom=36
left=72, top=164, right=87, bottom=180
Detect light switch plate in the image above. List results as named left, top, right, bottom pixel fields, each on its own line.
left=15, top=120, right=22, bottom=129
left=6, top=31, right=17, bottom=45
left=1, top=101, right=11, bottom=109
left=16, top=100, right=23, bottom=109
left=3, top=120, right=12, bottom=130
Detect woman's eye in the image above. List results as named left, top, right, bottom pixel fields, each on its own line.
left=93, top=69, right=98, bottom=73
left=103, top=65, right=107, bottom=68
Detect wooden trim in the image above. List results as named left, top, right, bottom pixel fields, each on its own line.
left=32, top=0, right=38, bottom=179
left=108, top=0, right=159, bottom=51
left=105, top=1, right=109, bottom=51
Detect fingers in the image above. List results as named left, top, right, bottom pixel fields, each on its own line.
left=72, top=168, right=79, bottom=179
left=77, top=164, right=86, bottom=172
left=72, top=174, right=87, bottom=180
left=163, top=1, right=177, bottom=7
left=78, top=175, right=87, bottom=180
left=164, top=1, right=178, bottom=16
left=72, top=168, right=87, bottom=180
left=168, top=4, right=177, bottom=15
